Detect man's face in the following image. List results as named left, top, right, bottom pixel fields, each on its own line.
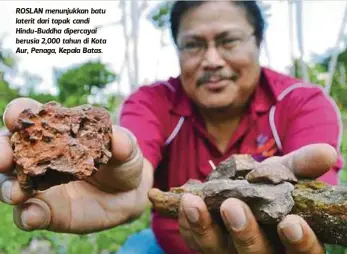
left=176, top=1, right=261, bottom=110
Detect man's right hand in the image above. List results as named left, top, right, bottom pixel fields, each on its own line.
left=0, top=98, right=153, bottom=234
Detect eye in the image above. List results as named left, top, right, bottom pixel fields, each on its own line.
left=182, top=41, right=204, bottom=52
left=220, top=38, right=240, bottom=48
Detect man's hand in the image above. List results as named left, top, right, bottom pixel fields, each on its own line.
left=179, top=144, right=337, bottom=254
left=0, top=98, right=152, bottom=234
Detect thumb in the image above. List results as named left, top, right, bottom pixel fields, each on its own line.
left=221, top=198, right=274, bottom=254
left=3, top=97, right=42, bottom=133
left=180, top=193, right=228, bottom=253
left=89, top=126, right=144, bottom=192
left=278, top=215, right=325, bottom=253
left=13, top=198, right=51, bottom=231
left=280, top=144, right=337, bottom=178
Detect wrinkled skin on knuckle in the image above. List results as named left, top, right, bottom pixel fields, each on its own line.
left=122, top=165, right=143, bottom=190
left=233, top=232, right=268, bottom=252
left=116, top=150, right=144, bottom=191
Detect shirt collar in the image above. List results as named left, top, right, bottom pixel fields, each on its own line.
left=259, top=67, right=303, bottom=103
left=170, top=76, right=194, bottom=117
left=250, top=68, right=278, bottom=114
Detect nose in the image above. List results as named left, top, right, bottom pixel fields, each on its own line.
left=201, top=46, right=225, bottom=70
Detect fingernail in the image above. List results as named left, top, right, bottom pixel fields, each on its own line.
left=222, top=204, right=247, bottom=231
left=1, top=180, right=12, bottom=203
left=184, top=207, right=199, bottom=223
left=20, top=210, right=30, bottom=229
left=2, top=99, right=17, bottom=130
left=2, top=104, right=11, bottom=130
left=19, top=201, right=50, bottom=230
left=280, top=222, right=303, bottom=242
left=114, top=126, right=137, bottom=144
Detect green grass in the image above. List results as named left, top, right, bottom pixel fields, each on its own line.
left=338, top=132, right=347, bottom=184
left=0, top=205, right=151, bottom=254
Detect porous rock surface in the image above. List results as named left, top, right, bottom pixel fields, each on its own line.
left=10, top=101, right=113, bottom=191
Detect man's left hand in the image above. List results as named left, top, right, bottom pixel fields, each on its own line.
left=178, top=143, right=336, bottom=254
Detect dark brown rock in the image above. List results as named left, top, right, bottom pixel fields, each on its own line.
left=11, top=101, right=113, bottom=191
left=207, top=154, right=259, bottom=180
left=246, top=163, right=298, bottom=184
left=149, top=179, right=295, bottom=224
left=148, top=154, right=347, bottom=247
left=148, top=180, right=347, bottom=247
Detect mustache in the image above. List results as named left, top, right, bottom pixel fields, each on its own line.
left=197, top=72, right=239, bottom=86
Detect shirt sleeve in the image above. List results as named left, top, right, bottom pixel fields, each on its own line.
left=119, top=87, right=167, bottom=169
left=280, top=86, right=344, bottom=184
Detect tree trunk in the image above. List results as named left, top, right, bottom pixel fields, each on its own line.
left=120, top=0, right=134, bottom=91
left=130, top=0, right=140, bottom=91
left=288, top=0, right=295, bottom=76
left=325, top=4, right=347, bottom=94
left=295, top=0, right=310, bottom=82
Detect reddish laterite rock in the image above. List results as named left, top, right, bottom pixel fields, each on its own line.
left=10, top=101, right=113, bottom=191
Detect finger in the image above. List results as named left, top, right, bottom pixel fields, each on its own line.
left=0, top=174, right=33, bottom=205
left=89, top=126, right=143, bottom=192
left=0, top=130, right=13, bottom=173
left=13, top=181, right=126, bottom=233
left=110, top=126, right=137, bottom=163
left=178, top=205, right=201, bottom=251
left=220, top=198, right=274, bottom=254
left=13, top=197, right=51, bottom=231
left=281, top=144, right=337, bottom=178
left=278, top=214, right=325, bottom=254
left=181, top=193, right=229, bottom=254
left=3, top=97, right=42, bottom=132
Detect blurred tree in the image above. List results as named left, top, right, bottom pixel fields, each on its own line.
left=0, top=41, right=19, bottom=126
left=55, top=61, right=121, bottom=113
left=55, top=61, right=115, bottom=106
left=0, top=39, right=55, bottom=119
left=291, top=47, right=347, bottom=111
left=0, top=38, right=121, bottom=127
left=146, top=1, right=173, bottom=79
left=117, top=0, right=149, bottom=91
left=324, top=4, right=347, bottom=94
left=0, top=79, right=19, bottom=124
left=0, top=39, right=16, bottom=71
left=326, top=49, right=347, bottom=111
left=147, top=1, right=172, bottom=29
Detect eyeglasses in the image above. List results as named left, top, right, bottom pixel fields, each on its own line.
left=177, top=32, right=255, bottom=59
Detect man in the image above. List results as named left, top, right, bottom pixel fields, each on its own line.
left=0, top=1, right=344, bottom=254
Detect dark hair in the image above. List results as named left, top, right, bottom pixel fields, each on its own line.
left=169, top=1, right=265, bottom=47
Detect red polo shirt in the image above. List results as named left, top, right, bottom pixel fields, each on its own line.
left=120, top=67, right=344, bottom=254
